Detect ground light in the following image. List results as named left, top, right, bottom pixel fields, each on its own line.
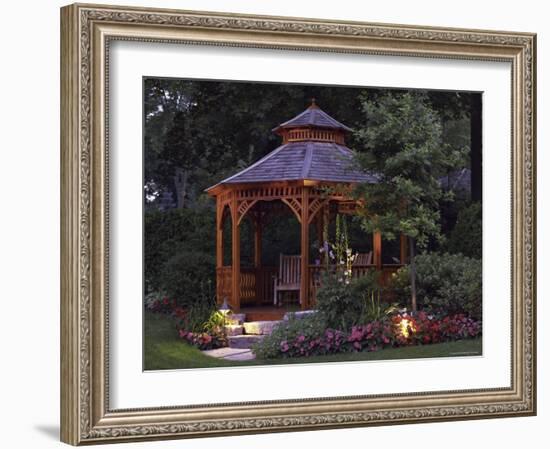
left=218, top=297, right=232, bottom=337
left=399, top=318, right=416, bottom=338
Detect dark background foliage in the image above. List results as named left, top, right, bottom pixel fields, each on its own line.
left=143, top=77, right=482, bottom=310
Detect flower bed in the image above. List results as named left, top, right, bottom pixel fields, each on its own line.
left=392, top=312, right=481, bottom=346
left=145, top=294, right=186, bottom=319
left=253, top=312, right=481, bottom=359
left=145, top=293, right=226, bottom=349
left=177, top=329, right=227, bottom=350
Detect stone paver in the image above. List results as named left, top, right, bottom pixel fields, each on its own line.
left=228, top=334, right=264, bottom=349
left=226, top=313, right=246, bottom=325
left=202, top=347, right=256, bottom=361
left=243, top=320, right=280, bottom=335
left=223, top=350, right=256, bottom=361
left=283, top=310, right=317, bottom=321
left=223, top=324, right=244, bottom=336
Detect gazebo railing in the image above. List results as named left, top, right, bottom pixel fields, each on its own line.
left=285, top=128, right=345, bottom=144
left=216, top=266, right=232, bottom=305
left=242, top=267, right=278, bottom=305
left=218, top=264, right=403, bottom=308
left=217, top=266, right=277, bottom=307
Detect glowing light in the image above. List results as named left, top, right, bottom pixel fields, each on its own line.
left=399, top=318, right=416, bottom=338
left=219, top=297, right=231, bottom=316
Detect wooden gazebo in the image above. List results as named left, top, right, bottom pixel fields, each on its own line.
left=206, top=101, right=406, bottom=312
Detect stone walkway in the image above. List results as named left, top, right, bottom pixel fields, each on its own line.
left=201, top=311, right=317, bottom=362
left=202, top=347, right=256, bottom=361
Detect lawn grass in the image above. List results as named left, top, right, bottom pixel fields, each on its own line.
left=144, top=311, right=482, bottom=371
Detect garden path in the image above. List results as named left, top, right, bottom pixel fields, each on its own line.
left=202, top=347, right=256, bottom=361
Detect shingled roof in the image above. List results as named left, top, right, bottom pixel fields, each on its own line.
left=207, top=102, right=376, bottom=191
left=272, top=99, right=352, bottom=134
left=214, top=141, right=377, bottom=185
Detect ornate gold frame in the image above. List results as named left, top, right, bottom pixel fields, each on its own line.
left=60, top=3, right=536, bottom=445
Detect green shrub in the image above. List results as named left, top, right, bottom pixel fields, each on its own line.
left=179, top=295, right=216, bottom=333
left=393, top=252, right=482, bottom=320
left=315, top=270, right=389, bottom=330
left=446, top=202, right=482, bottom=259
left=252, top=314, right=327, bottom=359
left=144, top=207, right=215, bottom=293
left=159, top=250, right=216, bottom=309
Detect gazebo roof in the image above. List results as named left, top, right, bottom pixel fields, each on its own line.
left=272, top=100, right=352, bottom=134
left=207, top=102, right=376, bottom=193
left=211, top=141, right=377, bottom=186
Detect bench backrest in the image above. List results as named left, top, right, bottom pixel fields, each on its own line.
left=354, top=251, right=373, bottom=266
left=278, top=254, right=301, bottom=285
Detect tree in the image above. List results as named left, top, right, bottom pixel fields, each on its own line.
left=144, top=78, right=372, bottom=209
left=353, top=91, right=466, bottom=311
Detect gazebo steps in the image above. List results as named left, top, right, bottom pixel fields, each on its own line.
left=225, top=319, right=283, bottom=349
left=227, top=335, right=264, bottom=349
left=243, top=320, right=280, bottom=335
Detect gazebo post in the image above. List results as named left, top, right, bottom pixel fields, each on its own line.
left=230, top=191, right=241, bottom=311
left=323, top=204, right=330, bottom=266
left=300, top=187, right=310, bottom=309
left=253, top=214, right=262, bottom=269
left=373, top=231, right=382, bottom=270
left=253, top=213, right=263, bottom=305
left=316, top=213, right=323, bottom=264
left=215, top=197, right=224, bottom=305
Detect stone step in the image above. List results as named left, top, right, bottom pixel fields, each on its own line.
left=223, top=324, right=244, bottom=336
left=228, top=334, right=264, bottom=349
left=243, top=320, right=281, bottom=335
left=226, top=313, right=246, bottom=325
left=202, top=347, right=256, bottom=361
left=283, top=310, right=317, bottom=321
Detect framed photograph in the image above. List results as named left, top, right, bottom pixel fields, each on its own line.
left=60, top=3, right=537, bottom=445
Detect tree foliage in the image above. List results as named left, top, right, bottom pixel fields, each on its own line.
left=392, top=252, right=482, bottom=320
left=354, top=91, right=466, bottom=245
left=352, top=91, right=468, bottom=309
left=142, top=80, right=478, bottom=313
left=446, top=202, right=482, bottom=259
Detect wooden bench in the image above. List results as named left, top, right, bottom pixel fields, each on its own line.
left=354, top=251, right=373, bottom=266
left=273, top=254, right=301, bottom=306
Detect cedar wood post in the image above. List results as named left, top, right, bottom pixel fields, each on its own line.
left=300, top=187, right=310, bottom=309
left=216, top=196, right=224, bottom=304
left=253, top=213, right=262, bottom=304
left=373, top=231, right=382, bottom=270
left=254, top=213, right=262, bottom=269
left=231, top=191, right=240, bottom=311
left=316, top=212, right=323, bottom=262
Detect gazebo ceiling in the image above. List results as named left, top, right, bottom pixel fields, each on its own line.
left=206, top=101, right=377, bottom=194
